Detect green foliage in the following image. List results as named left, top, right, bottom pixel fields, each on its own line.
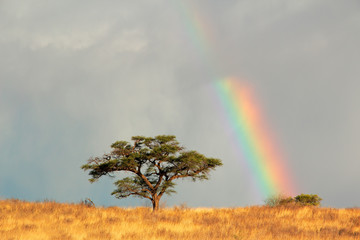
left=265, top=194, right=294, bottom=207
left=294, top=194, right=322, bottom=206
left=265, top=193, right=322, bottom=207
left=279, top=196, right=296, bottom=205
left=82, top=135, right=222, bottom=211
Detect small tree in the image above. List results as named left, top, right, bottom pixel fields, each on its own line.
left=265, top=194, right=295, bottom=207
left=265, top=194, right=322, bottom=207
left=82, top=135, right=222, bottom=211
left=295, top=194, right=322, bottom=206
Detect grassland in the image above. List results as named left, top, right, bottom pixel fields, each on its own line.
left=0, top=199, right=359, bottom=240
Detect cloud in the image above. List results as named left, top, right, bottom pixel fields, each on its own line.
left=0, top=0, right=151, bottom=53
left=103, top=30, right=148, bottom=53
left=0, top=0, right=359, bottom=207
left=27, top=25, right=110, bottom=51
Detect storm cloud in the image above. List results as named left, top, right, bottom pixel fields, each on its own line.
left=1, top=0, right=359, bottom=207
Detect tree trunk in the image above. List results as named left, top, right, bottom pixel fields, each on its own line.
left=152, top=196, right=160, bottom=211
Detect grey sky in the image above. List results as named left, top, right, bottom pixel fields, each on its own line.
left=1, top=0, right=359, bottom=207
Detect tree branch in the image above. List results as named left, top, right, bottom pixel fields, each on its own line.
left=137, top=171, right=154, bottom=190
left=154, top=172, right=165, bottom=189
left=168, top=167, right=207, bottom=181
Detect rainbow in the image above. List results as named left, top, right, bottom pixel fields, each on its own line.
left=172, top=1, right=297, bottom=199
left=214, top=78, right=295, bottom=197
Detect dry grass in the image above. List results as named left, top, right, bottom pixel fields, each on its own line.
left=0, top=199, right=359, bottom=240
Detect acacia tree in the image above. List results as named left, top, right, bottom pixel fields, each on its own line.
left=82, top=135, right=222, bottom=211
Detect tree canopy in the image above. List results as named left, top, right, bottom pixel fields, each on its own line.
left=82, top=135, right=223, bottom=210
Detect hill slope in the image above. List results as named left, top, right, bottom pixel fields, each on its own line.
left=0, top=199, right=359, bottom=239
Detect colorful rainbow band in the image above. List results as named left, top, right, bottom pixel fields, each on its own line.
left=214, top=78, right=295, bottom=198
left=172, top=0, right=297, bottom=199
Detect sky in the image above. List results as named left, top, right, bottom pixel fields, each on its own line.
left=1, top=0, right=360, bottom=208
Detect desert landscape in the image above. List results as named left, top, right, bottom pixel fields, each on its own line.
left=2, top=1, right=360, bottom=240
left=1, top=199, right=359, bottom=240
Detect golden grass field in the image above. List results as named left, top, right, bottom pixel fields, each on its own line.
left=0, top=199, right=359, bottom=240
